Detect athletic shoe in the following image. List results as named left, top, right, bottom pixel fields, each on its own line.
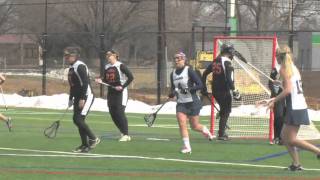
left=317, top=154, right=320, bottom=160
left=202, top=131, right=214, bottom=141
left=180, top=146, right=192, bottom=154
left=6, top=117, right=12, bottom=132
left=119, top=135, right=131, bottom=142
left=217, top=135, right=229, bottom=141
left=285, top=164, right=303, bottom=171
left=89, top=137, right=101, bottom=149
left=73, top=145, right=90, bottom=153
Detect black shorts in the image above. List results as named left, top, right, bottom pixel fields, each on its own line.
left=176, top=99, right=202, bottom=116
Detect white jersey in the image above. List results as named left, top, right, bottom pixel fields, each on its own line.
left=172, top=66, right=193, bottom=103
left=289, top=66, right=307, bottom=110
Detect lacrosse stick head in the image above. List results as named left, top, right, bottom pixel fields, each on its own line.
left=144, top=114, right=156, bottom=127
left=44, top=121, right=60, bottom=138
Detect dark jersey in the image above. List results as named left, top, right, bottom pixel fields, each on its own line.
left=103, top=61, right=134, bottom=94
left=202, top=56, right=235, bottom=93
left=68, top=60, right=93, bottom=100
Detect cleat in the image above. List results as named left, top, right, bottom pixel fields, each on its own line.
left=317, top=154, right=320, bottom=160
left=73, top=145, right=90, bottom=153
left=180, top=146, right=192, bottom=154
left=119, top=135, right=131, bottom=142
left=217, top=135, right=229, bottom=141
left=89, top=137, right=101, bottom=149
left=202, top=132, right=214, bottom=141
left=285, top=164, right=303, bottom=171
left=6, top=117, right=12, bottom=132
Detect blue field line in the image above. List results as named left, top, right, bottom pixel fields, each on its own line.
left=247, top=151, right=289, bottom=162
left=248, top=144, right=320, bottom=162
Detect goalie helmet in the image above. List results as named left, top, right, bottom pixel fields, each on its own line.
left=220, top=43, right=235, bottom=55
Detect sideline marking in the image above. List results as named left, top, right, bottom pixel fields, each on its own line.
left=146, top=138, right=170, bottom=141
left=1, top=147, right=320, bottom=171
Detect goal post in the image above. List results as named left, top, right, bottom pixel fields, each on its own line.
left=210, top=35, right=278, bottom=143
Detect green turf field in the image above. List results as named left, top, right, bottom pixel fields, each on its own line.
left=0, top=108, right=319, bottom=179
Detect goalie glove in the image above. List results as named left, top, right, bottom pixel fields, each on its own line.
left=232, top=89, right=241, bottom=101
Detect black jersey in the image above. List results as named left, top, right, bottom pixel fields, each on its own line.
left=202, top=56, right=235, bottom=93
left=68, top=60, right=93, bottom=100
left=103, top=61, right=134, bottom=93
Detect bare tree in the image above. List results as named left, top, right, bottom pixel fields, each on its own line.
left=0, top=0, right=16, bottom=34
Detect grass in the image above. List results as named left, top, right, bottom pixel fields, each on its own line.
left=0, top=107, right=319, bottom=179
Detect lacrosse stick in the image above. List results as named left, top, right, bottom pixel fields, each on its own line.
left=98, top=81, right=116, bottom=89
left=144, top=98, right=170, bottom=127
left=44, top=107, right=69, bottom=138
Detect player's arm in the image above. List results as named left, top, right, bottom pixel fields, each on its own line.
left=120, top=64, right=134, bottom=88
left=188, top=68, right=203, bottom=93
left=201, top=63, right=212, bottom=93
left=224, top=61, right=235, bottom=91
left=77, top=64, right=89, bottom=99
left=168, top=72, right=175, bottom=98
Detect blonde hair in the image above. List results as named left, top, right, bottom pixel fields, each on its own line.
left=278, top=45, right=294, bottom=78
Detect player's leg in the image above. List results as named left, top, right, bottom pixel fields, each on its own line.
left=215, top=93, right=231, bottom=140
left=188, top=100, right=213, bottom=140
left=79, top=95, right=100, bottom=148
left=117, top=105, right=131, bottom=142
left=176, top=103, right=191, bottom=153
left=281, top=124, right=301, bottom=170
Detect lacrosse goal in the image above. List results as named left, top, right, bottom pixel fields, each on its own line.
left=209, top=35, right=320, bottom=143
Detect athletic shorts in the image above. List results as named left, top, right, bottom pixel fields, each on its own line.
left=176, top=99, right=202, bottom=116
left=284, top=107, right=310, bottom=126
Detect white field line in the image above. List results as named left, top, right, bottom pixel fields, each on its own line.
left=0, top=147, right=320, bottom=171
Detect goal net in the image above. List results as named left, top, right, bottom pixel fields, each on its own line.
left=210, top=35, right=320, bottom=142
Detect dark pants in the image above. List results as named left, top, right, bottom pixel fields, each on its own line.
left=273, top=100, right=285, bottom=139
left=73, top=96, right=96, bottom=146
left=107, top=92, right=129, bottom=135
left=213, top=92, right=232, bottom=137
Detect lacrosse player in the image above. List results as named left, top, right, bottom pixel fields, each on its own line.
left=268, top=67, right=285, bottom=145
left=0, top=74, right=12, bottom=132
left=201, top=43, right=241, bottom=141
left=169, top=52, right=214, bottom=154
left=259, top=45, right=320, bottom=171
left=95, top=50, right=133, bottom=142
left=64, top=47, right=100, bottom=153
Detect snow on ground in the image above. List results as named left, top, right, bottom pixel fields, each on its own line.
left=1, top=93, right=319, bottom=121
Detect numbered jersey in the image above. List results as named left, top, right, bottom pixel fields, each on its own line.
left=212, top=56, right=234, bottom=92
left=172, top=66, right=193, bottom=103
left=288, top=66, right=307, bottom=110
left=104, top=61, right=125, bottom=87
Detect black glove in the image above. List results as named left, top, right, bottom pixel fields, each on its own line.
left=270, top=68, right=278, bottom=80
left=168, top=93, right=175, bottom=98
left=232, top=89, right=241, bottom=101
left=180, top=88, right=189, bottom=94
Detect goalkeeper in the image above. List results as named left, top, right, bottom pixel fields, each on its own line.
left=268, top=67, right=285, bottom=145
left=201, top=43, right=241, bottom=141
